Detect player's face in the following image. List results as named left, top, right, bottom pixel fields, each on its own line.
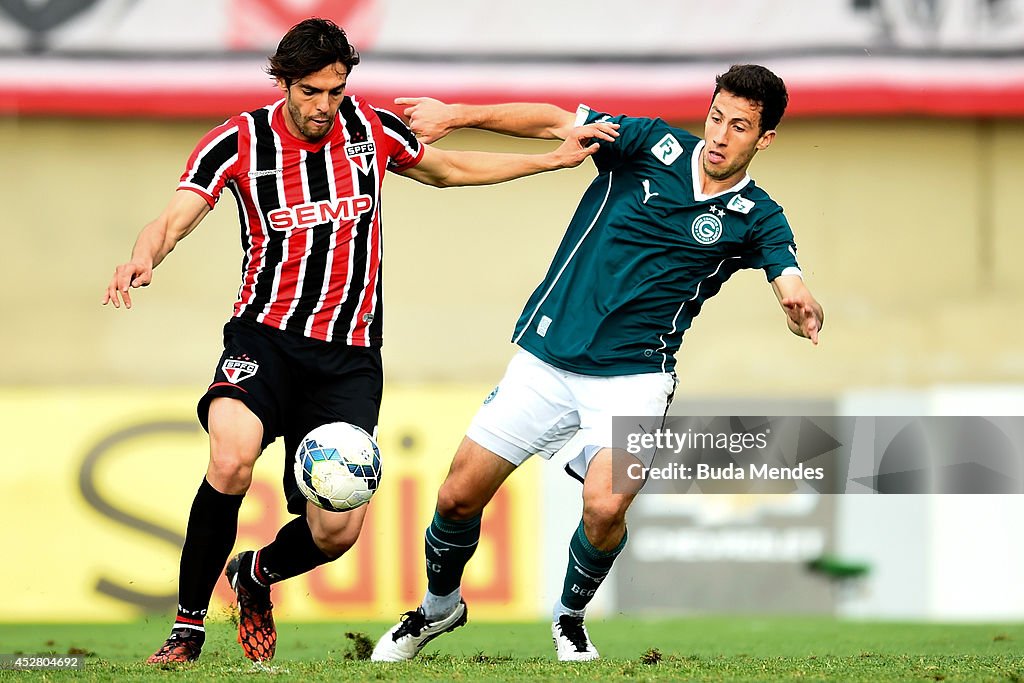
left=702, top=90, right=775, bottom=183
left=278, top=62, right=349, bottom=142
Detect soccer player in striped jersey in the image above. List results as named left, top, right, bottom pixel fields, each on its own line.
left=102, top=18, right=617, bottom=665
left=372, top=65, right=824, bottom=663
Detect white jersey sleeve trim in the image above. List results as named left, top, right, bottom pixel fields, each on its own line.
left=574, top=104, right=591, bottom=127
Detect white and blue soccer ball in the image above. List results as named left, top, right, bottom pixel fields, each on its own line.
left=294, top=422, right=382, bottom=512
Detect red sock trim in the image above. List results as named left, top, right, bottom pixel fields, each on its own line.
left=175, top=614, right=205, bottom=626
left=252, top=549, right=270, bottom=587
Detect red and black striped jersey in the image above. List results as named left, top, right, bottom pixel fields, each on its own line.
left=177, top=96, right=423, bottom=346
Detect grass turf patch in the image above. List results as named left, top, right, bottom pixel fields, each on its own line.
left=0, top=617, right=1021, bottom=681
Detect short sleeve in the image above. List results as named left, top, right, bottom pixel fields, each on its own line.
left=574, top=104, right=663, bottom=173
left=177, top=119, right=240, bottom=207
left=372, top=107, right=424, bottom=172
left=744, top=212, right=803, bottom=281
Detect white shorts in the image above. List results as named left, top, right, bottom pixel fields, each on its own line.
left=466, top=349, right=676, bottom=479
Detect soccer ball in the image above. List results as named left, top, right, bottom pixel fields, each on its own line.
left=294, top=422, right=382, bottom=512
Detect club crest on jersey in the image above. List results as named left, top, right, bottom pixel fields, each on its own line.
left=691, top=213, right=724, bottom=245
left=221, top=356, right=258, bottom=384
left=345, top=141, right=376, bottom=171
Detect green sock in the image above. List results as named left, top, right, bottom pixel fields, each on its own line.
left=559, top=519, right=627, bottom=613
left=424, top=511, right=481, bottom=600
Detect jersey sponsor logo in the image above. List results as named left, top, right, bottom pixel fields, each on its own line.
left=267, top=195, right=374, bottom=230
left=650, top=133, right=684, bottom=165
left=221, top=356, right=258, bottom=384
left=691, top=213, right=724, bottom=245
left=641, top=179, right=660, bottom=205
left=483, top=386, right=499, bottom=405
left=726, top=194, right=755, bottom=214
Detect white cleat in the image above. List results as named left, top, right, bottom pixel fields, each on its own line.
left=371, top=601, right=468, bottom=662
left=552, top=615, right=600, bottom=661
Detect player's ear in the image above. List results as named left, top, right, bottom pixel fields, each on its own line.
left=756, top=129, right=776, bottom=151
left=276, top=77, right=289, bottom=95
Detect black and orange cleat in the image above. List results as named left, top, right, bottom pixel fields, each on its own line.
left=146, top=627, right=204, bottom=664
left=225, top=551, right=276, bottom=662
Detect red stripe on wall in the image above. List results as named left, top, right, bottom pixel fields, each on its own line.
left=5, top=82, right=1024, bottom=119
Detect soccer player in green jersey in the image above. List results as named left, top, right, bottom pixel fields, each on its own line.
left=372, top=64, right=823, bottom=662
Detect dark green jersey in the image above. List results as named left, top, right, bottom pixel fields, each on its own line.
left=513, top=105, right=802, bottom=376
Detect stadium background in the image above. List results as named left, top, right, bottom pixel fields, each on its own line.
left=2, top=0, right=1024, bottom=628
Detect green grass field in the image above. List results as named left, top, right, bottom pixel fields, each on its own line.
left=1, top=616, right=1022, bottom=681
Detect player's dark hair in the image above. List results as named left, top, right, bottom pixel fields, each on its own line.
left=713, top=64, right=788, bottom=134
left=266, top=18, right=360, bottom=86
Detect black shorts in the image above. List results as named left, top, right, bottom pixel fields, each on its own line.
left=198, top=317, right=383, bottom=515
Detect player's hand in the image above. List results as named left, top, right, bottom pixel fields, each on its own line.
left=781, top=296, right=822, bottom=345
left=394, top=97, right=455, bottom=144
left=102, top=260, right=153, bottom=309
left=551, top=122, right=620, bottom=168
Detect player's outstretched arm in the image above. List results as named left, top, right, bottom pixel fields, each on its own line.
left=772, top=275, right=824, bottom=345
left=102, top=190, right=211, bottom=309
left=395, top=97, right=578, bottom=144
left=397, top=121, right=618, bottom=188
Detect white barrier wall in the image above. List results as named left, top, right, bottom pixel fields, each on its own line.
left=836, top=388, right=1024, bottom=620
left=2, top=384, right=1022, bottom=622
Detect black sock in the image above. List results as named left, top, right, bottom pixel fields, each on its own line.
left=175, top=479, right=244, bottom=630
left=172, top=606, right=208, bottom=638
left=240, top=517, right=330, bottom=591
